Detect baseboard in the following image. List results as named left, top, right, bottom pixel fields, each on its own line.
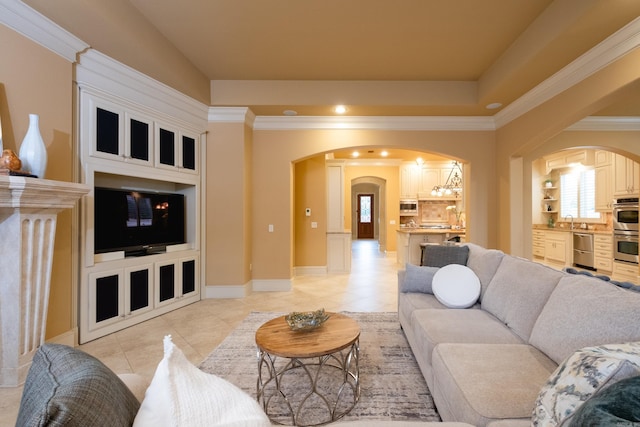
left=252, top=279, right=292, bottom=292
left=46, top=328, right=77, bottom=347
left=205, top=283, right=250, bottom=298
left=294, top=266, right=327, bottom=276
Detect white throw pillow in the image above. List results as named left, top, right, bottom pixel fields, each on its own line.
left=133, top=335, right=271, bottom=427
left=532, top=342, right=640, bottom=427
left=431, top=264, right=480, bottom=308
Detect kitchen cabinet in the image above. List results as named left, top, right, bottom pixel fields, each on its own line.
left=397, top=230, right=464, bottom=265
left=595, top=163, right=614, bottom=211
left=532, top=229, right=571, bottom=269
left=400, top=163, right=420, bottom=198
left=594, top=234, right=613, bottom=272
left=613, top=154, right=640, bottom=196
left=612, top=261, right=639, bottom=283
left=544, top=150, right=594, bottom=174
left=532, top=229, right=545, bottom=259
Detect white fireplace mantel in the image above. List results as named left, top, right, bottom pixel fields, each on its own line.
left=0, top=176, right=89, bottom=387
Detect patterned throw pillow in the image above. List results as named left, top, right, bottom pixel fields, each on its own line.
left=532, top=342, right=640, bottom=427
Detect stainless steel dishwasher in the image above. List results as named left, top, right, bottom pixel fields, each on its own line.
left=573, top=232, right=595, bottom=270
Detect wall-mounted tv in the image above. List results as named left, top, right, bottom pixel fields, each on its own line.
left=94, top=187, right=185, bottom=256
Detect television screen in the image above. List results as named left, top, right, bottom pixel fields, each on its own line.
left=94, top=187, right=185, bottom=255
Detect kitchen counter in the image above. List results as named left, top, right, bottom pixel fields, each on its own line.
left=532, top=224, right=612, bottom=235
left=398, top=227, right=466, bottom=235
left=397, top=228, right=466, bottom=265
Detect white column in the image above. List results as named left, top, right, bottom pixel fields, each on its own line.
left=0, top=176, right=89, bottom=387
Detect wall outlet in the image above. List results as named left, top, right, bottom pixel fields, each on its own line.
left=268, top=224, right=274, bottom=232
left=390, top=219, right=396, bottom=225
left=311, top=222, right=318, bottom=228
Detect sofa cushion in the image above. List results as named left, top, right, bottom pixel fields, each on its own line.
left=133, top=335, right=271, bottom=427
left=431, top=343, right=557, bottom=427
left=529, top=275, right=640, bottom=365
left=422, top=244, right=469, bottom=267
left=482, top=256, right=563, bottom=342
left=464, top=243, right=505, bottom=301
left=432, top=264, right=481, bottom=308
left=16, top=343, right=140, bottom=427
left=532, top=342, right=640, bottom=427
left=401, top=263, right=440, bottom=293
left=569, top=375, right=640, bottom=427
left=410, top=309, right=523, bottom=368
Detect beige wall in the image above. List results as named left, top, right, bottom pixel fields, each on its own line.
left=206, top=121, right=253, bottom=286
left=248, top=128, right=497, bottom=280
left=294, top=156, right=327, bottom=266
left=0, top=25, right=76, bottom=340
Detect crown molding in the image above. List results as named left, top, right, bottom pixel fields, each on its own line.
left=208, top=107, right=256, bottom=127
left=495, top=16, right=640, bottom=129
left=567, top=116, right=640, bottom=131
left=251, top=115, right=495, bottom=131
left=0, top=0, right=88, bottom=62
left=77, top=49, right=208, bottom=130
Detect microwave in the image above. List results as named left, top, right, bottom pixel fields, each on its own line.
left=613, top=197, right=639, bottom=232
left=399, top=200, right=418, bottom=216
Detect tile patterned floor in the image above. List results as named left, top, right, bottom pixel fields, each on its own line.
left=0, top=239, right=399, bottom=426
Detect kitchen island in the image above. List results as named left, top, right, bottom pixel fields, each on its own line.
left=397, top=227, right=466, bottom=266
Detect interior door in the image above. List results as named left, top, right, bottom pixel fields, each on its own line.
left=357, top=194, right=374, bottom=239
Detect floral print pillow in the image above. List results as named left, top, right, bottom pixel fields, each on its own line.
left=532, top=342, right=640, bottom=427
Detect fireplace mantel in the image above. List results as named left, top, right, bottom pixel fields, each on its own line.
left=0, top=176, right=89, bottom=387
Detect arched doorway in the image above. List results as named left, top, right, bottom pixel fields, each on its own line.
left=351, top=176, right=387, bottom=252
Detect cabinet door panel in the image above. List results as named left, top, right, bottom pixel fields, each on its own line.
left=159, top=128, right=176, bottom=166
left=129, top=118, right=150, bottom=162
left=182, top=135, right=196, bottom=170
left=96, top=108, right=120, bottom=155
left=158, top=263, right=176, bottom=302
left=128, top=268, right=150, bottom=313
left=182, top=259, right=196, bottom=295
left=95, top=274, right=120, bottom=323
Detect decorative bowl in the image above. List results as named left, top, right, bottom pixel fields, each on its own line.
left=285, top=309, right=330, bottom=332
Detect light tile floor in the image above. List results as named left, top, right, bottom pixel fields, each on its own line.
left=1, top=239, right=399, bottom=426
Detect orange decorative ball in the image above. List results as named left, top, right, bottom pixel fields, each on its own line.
left=1, top=149, right=22, bottom=171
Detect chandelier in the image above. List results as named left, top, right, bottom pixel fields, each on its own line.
left=431, top=161, right=463, bottom=197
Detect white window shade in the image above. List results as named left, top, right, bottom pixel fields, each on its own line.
left=560, top=168, right=600, bottom=220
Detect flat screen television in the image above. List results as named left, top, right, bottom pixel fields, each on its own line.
left=94, top=187, right=185, bottom=256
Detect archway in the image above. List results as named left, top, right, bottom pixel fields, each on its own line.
left=351, top=176, right=387, bottom=252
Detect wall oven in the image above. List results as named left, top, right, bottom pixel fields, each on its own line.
left=399, top=199, right=418, bottom=216
left=613, top=197, right=639, bottom=232
left=614, top=230, right=639, bottom=265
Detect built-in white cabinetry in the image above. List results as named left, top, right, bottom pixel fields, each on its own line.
left=612, top=261, right=639, bottom=283
left=594, top=234, right=613, bottom=273
left=77, top=50, right=205, bottom=343
left=532, top=229, right=572, bottom=269
left=613, top=154, right=640, bottom=196
left=400, top=161, right=463, bottom=200
left=544, top=150, right=594, bottom=174
left=400, top=163, right=420, bottom=199
left=594, top=151, right=614, bottom=211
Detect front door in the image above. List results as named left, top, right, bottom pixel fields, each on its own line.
left=357, top=194, right=374, bottom=239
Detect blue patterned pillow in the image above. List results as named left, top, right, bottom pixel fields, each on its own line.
left=532, top=342, right=640, bottom=427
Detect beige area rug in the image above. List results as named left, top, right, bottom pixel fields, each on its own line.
left=199, top=311, right=440, bottom=425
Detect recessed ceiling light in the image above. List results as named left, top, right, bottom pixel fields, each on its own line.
left=381, top=151, right=389, bottom=157
left=351, top=151, right=360, bottom=158
left=283, top=109, right=298, bottom=116
left=485, top=102, right=503, bottom=110
left=334, top=105, right=347, bottom=114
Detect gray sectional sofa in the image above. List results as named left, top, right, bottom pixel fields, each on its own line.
left=398, top=242, right=640, bottom=427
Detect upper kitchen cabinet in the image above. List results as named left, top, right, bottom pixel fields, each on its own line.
left=544, top=150, right=594, bottom=174
left=595, top=150, right=614, bottom=211
left=400, top=160, right=463, bottom=200
left=613, top=154, right=640, bottom=196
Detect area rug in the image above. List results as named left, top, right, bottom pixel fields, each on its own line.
left=199, top=311, right=440, bottom=424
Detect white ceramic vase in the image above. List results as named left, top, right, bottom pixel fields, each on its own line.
left=19, top=114, right=47, bottom=178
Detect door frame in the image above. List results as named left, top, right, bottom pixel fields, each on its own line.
left=351, top=177, right=387, bottom=252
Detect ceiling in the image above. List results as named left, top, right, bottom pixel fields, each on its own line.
left=24, top=0, right=640, bottom=119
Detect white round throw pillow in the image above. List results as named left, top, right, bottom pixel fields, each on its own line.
left=431, top=264, right=481, bottom=308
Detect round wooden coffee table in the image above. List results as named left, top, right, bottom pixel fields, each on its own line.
left=255, top=312, right=360, bottom=426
